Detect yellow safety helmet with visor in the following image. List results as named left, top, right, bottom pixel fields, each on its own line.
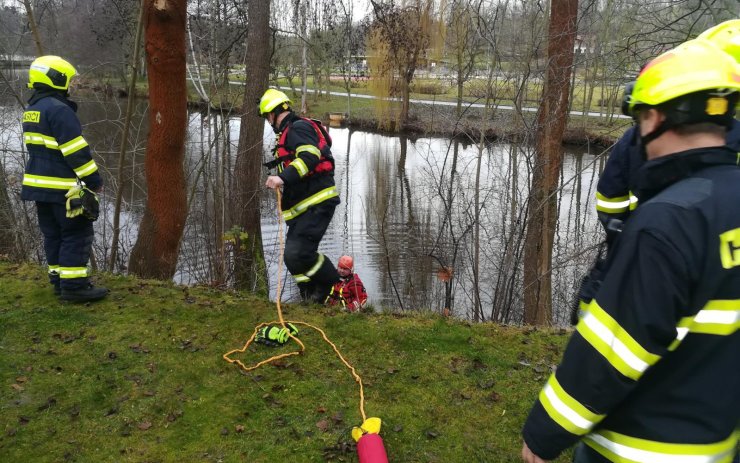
left=627, top=39, right=740, bottom=115
left=258, top=88, right=292, bottom=116
left=698, top=19, right=740, bottom=64
left=27, top=55, right=77, bottom=91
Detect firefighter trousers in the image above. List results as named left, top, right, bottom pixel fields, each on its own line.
left=36, top=202, right=94, bottom=291
left=284, top=203, right=339, bottom=301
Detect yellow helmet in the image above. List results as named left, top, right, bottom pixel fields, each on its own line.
left=258, top=88, right=291, bottom=116
left=628, top=39, right=740, bottom=114
left=28, top=55, right=77, bottom=91
left=698, top=19, right=740, bottom=63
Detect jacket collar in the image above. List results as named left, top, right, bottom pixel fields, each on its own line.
left=635, top=146, right=738, bottom=202
left=277, top=111, right=300, bottom=133
left=28, top=88, right=77, bottom=112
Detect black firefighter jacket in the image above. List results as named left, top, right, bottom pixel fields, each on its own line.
left=21, top=89, right=102, bottom=204
left=523, top=146, right=740, bottom=462
left=273, top=112, right=339, bottom=223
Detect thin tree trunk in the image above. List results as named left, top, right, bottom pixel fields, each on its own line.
left=231, top=0, right=270, bottom=293
left=300, top=1, right=308, bottom=115
left=128, top=0, right=188, bottom=279
left=522, top=0, right=578, bottom=326
left=110, top=0, right=146, bottom=272
left=22, top=0, right=44, bottom=55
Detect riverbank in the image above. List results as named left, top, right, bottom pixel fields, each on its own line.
left=0, top=260, right=573, bottom=462
left=86, top=79, right=630, bottom=150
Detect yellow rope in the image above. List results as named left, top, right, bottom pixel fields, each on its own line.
left=223, top=188, right=367, bottom=423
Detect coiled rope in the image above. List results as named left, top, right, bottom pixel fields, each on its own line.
left=223, top=188, right=367, bottom=423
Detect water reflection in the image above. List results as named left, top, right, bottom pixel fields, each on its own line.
left=0, top=94, right=604, bottom=324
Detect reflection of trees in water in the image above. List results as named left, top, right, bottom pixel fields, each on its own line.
left=366, top=135, right=434, bottom=311
left=363, top=131, right=603, bottom=323
left=1, top=97, right=605, bottom=323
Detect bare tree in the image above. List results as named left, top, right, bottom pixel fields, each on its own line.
left=522, top=0, right=579, bottom=326
left=128, top=0, right=188, bottom=279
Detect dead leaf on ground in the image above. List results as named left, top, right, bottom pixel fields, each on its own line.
left=426, top=430, right=439, bottom=439
left=316, top=419, right=330, bottom=432
left=11, top=383, right=24, bottom=392
left=15, top=376, right=28, bottom=383
left=137, top=421, right=152, bottom=431
left=235, top=424, right=245, bottom=433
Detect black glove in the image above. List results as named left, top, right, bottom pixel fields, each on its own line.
left=255, top=323, right=299, bottom=347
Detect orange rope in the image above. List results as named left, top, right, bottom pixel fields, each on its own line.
left=223, top=188, right=367, bottom=422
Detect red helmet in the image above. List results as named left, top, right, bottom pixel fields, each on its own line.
left=338, top=255, right=354, bottom=270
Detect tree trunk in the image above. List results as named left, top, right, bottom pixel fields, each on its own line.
left=522, top=0, right=578, bottom=326
left=128, top=0, right=188, bottom=280
left=231, top=0, right=270, bottom=293
left=0, top=167, right=22, bottom=260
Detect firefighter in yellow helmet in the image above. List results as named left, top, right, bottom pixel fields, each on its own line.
left=259, top=88, right=340, bottom=303
left=576, top=19, right=740, bottom=326
left=522, top=39, right=740, bottom=463
left=21, top=56, right=108, bottom=302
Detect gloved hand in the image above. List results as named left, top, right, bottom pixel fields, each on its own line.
left=255, top=323, right=298, bottom=346
left=65, top=186, right=99, bottom=221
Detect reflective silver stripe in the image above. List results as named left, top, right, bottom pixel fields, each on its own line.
left=669, top=300, right=740, bottom=350
left=60, top=136, right=89, bottom=156
left=577, top=301, right=660, bottom=380
left=22, top=175, right=78, bottom=189
left=282, top=186, right=339, bottom=221
left=585, top=429, right=738, bottom=463
left=74, top=160, right=98, bottom=177
left=24, top=132, right=59, bottom=149
left=59, top=267, right=88, bottom=278
left=596, top=198, right=630, bottom=211
left=539, top=375, right=604, bottom=435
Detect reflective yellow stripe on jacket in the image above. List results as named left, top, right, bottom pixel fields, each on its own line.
left=584, top=429, right=739, bottom=463
left=282, top=186, right=338, bottom=221
left=22, top=174, right=78, bottom=190
left=596, top=192, right=630, bottom=214
left=24, top=132, right=59, bottom=150
left=669, top=299, right=740, bottom=351
left=59, top=136, right=89, bottom=157
left=74, top=159, right=98, bottom=177
left=539, top=374, right=605, bottom=435
left=576, top=301, right=661, bottom=380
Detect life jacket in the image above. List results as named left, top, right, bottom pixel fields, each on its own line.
left=274, top=117, right=334, bottom=176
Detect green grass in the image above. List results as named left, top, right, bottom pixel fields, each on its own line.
left=0, top=261, right=574, bottom=462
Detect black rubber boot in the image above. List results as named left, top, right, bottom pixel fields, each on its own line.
left=53, top=284, right=61, bottom=296
left=311, top=284, right=333, bottom=304
left=60, top=284, right=109, bottom=302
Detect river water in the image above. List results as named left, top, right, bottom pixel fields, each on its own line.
left=0, top=91, right=606, bottom=325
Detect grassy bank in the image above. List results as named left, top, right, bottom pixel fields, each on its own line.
left=0, top=261, right=574, bottom=462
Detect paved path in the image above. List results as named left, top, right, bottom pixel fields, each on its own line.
left=189, top=75, right=630, bottom=120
